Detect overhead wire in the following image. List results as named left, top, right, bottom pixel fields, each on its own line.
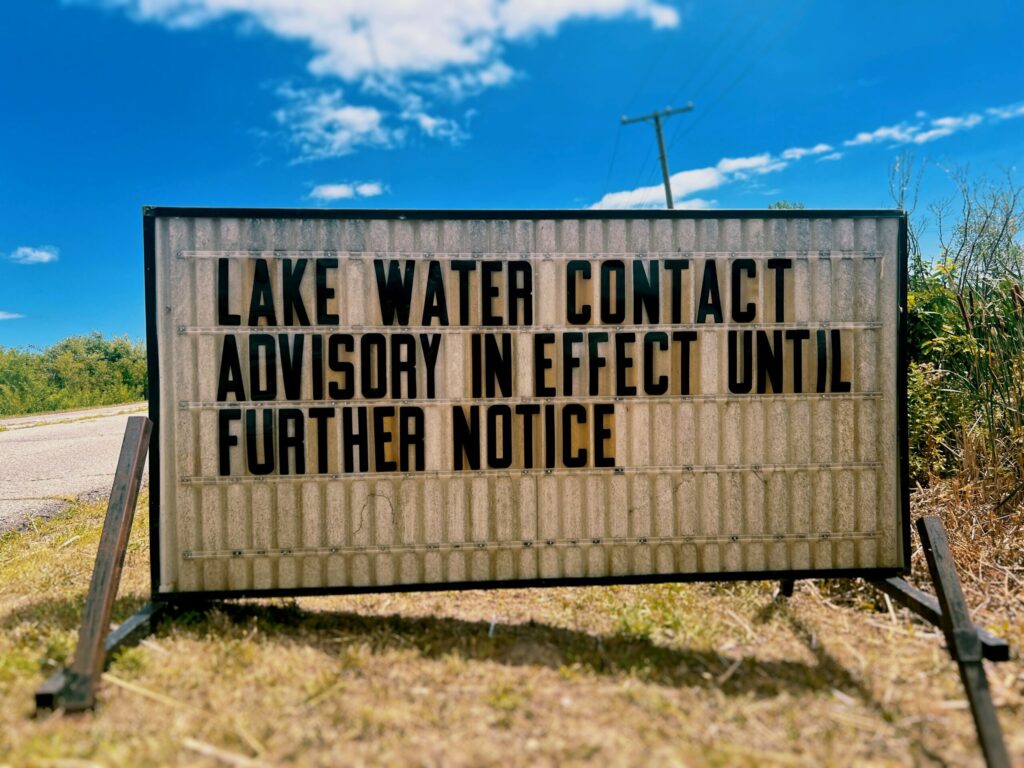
left=623, top=33, right=674, bottom=118
left=601, top=126, right=623, bottom=203
left=667, top=2, right=759, bottom=108
left=624, top=2, right=761, bottom=204
left=610, top=1, right=791, bottom=207
left=667, top=0, right=814, bottom=153
left=609, top=34, right=674, bottom=205
left=663, top=2, right=773, bottom=155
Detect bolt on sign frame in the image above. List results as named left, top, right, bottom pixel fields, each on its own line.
left=143, top=208, right=911, bottom=598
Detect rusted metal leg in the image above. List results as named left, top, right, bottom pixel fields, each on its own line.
left=870, top=576, right=1009, bottom=662
left=916, top=516, right=1010, bottom=768
left=35, top=601, right=164, bottom=711
left=35, top=416, right=152, bottom=714
left=776, top=579, right=796, bottom=599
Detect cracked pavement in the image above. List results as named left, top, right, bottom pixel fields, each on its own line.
left=0, top=403, right=148, bottom=533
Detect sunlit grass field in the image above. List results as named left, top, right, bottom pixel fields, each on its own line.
left=1, top=494, right=1021, bottom=766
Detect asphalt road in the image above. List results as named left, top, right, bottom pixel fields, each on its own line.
left=0, top=403, right=148, bottom=533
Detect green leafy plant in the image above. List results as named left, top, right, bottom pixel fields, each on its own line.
left=0, top=332, right=147, bottom=416
left=903, top=168, right=1024, bottom=502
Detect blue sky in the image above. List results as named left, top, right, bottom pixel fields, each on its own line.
left=1, top=0, right=1022, bottom=348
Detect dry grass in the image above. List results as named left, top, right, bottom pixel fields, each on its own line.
left=908, top=482, right=1024, bottom=651
left=1, top=493, right=1022, bottom=767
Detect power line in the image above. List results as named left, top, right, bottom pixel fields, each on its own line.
left=667, top=0, right=813, bottom=153
left=622, top=34, right=674, bottom=118
left=627, top=134, right=659, bottom=205
left=618, top=4, right=761, bottom=203
left=621, top=103, right=694, bottom=208
left=667, top=3, right=765, bottom=109
left=601, top=124, right=623, bottom=199
left=604, top=34, right=674, bottom=202
left=605, top=4, right=767, bottom=205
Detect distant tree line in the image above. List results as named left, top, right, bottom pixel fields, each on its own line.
left=0, top=333, right=147, bottom=416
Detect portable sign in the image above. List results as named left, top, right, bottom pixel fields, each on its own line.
left=144, top=209, right=909, bottom=597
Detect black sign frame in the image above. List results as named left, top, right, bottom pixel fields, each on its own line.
left=143, top=207, right=910, bottom=602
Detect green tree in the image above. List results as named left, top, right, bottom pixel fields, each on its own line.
left=0, top=333, right=147, bottom=416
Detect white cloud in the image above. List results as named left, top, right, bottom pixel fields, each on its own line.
left=274, top=85, right=393, bottom=161
left=593, top=97, right=1024, bottom=209
left=843, top=122, right=919, bottom=146
left=591, top=182, right=667, bottom=209
left=355, top=182, right=383, bottom=197
left=309, top=181, right=385, bottom=201
left=81, top=0, right=679, bottom=158
left=673, top=197, right=716, bottom=210
left=404, top=110, right=466, bottom=142
left=646, top=3, right=681, bottom=28
left=715, top=153, right=773, bottom=174
left=8, top=245, right=59, bottom=265
left=592, top=153, right=787, bottom=209
left=912, top=113, right=982, bottom=144
left=781, top=143, right=833, bottom=160
left=843, top=112, right=983, bottom=147
left=987, top=103, right=1024, bottom=120
left=499, top=0, right=679, bottom=37
left=310, top=184, right=355, bottom=200
left=403, top=61, right=517, bottom=103
left=0, top=311, right=25, bottom=320
left=414, top=112, right=450, bottom=136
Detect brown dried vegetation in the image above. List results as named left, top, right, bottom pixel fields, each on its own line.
left=1, top=494, right=1021, bottom=767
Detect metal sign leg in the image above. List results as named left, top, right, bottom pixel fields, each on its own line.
left=35, top=416, right=153, bottom=713
left=915, top=516, right=1010, bottom=768
left=870, top=518, right=1012, bottom=767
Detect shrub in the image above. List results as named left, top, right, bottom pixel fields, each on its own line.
left=907, top=361, right=950, bottom=483
left=0, top=332, right=147, bottom=416
left=905, top=170, right=1024, bottom=501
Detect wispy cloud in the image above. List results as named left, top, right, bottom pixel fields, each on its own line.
left=8, top=245, right=59, bottom=264
left=81, top=1, right=679, bottom=160
left=0, top=311, right=25, bottom=320
left=781, top=143, right=833, bottom=160
left=987, top=103, right=1024, bottom=121
left=90, top=0, right=679, bottom=79
left=274, top=85, right=394, bottom=162
left=844, top=112, right=983, bottom=146
left=595, top=99, right=1024, bottom=209
left=843, top=123, right=919, bottom=146
left=716, top=153, right=775, bottom=174
left=405, top=110, right=466, bottom=142
left=309, top=181, right=385, bottom=201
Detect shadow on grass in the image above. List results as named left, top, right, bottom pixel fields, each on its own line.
left=755, top=595, right=949, bottom=764
left=5, top=590, right=921, bottom=706
left=5, top=593, right=876, bottom=701
left=1, top=594, right=150, bottom=643
left=26, top=596, right=899, bottom=702
left=5, top=592, right=927, bottom=741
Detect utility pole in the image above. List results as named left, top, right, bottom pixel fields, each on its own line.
left=621, top=103, right=694, bottom=209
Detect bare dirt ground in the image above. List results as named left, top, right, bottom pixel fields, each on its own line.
left=0, top=402, right=147, bottom=533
